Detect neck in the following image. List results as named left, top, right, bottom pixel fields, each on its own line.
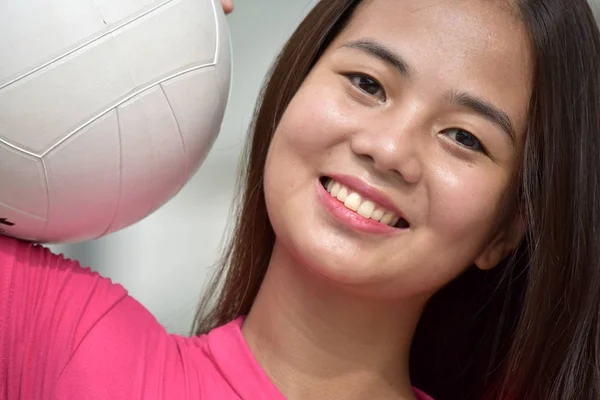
left=242, top=241, right=425, bottom=400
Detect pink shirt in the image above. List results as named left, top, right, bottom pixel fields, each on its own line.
left=0, top=235, right=433, bottom=400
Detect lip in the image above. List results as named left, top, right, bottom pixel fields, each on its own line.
left=326, top=173, right=407, bottom=220
left=317, top=181, right=398, bottom=235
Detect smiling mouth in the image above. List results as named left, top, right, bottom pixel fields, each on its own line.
left=320, top=177, right=410, bottom=229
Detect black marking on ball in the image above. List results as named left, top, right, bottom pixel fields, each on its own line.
left=0, top=218, right=15, bottom=226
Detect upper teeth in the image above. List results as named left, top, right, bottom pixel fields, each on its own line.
left=325, top=179, right=401, bottom=227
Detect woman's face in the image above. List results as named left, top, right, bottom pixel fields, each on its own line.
left=263, top=0, right=532, bottom=300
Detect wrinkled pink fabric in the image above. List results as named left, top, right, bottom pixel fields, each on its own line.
left=0, top=235, right=433, bottom=400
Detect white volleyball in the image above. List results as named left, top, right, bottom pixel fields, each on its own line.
left=0, top=0, right=232, bottom=244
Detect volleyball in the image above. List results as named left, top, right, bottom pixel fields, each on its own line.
left=0, top=0, right=232, bottom=244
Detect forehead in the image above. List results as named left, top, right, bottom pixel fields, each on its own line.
left=329, top=0, right=533, bottom=135
left=344, top=0, right=528, bottom=58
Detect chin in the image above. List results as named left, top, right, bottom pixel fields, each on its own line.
left=288, top=233, right=399, bottom=296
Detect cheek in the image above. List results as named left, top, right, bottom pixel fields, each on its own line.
left=271, top=76, right=358, bottom=159
left=427, top=163, right=507, bottom=246
left=263, top=85, right=332, bottom=228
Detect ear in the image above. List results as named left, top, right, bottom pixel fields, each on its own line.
left=474, top=213, right=525, bottom=271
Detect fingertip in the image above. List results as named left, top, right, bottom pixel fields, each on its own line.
left=221, top=0, right=234, bottom=14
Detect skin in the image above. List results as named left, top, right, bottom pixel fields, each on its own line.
left=243, top=0, right=533, bottom=399
left=220, top=0, right=233, bottom=14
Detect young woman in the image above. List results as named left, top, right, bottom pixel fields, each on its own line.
left=2, top=0, right=599, bottom=399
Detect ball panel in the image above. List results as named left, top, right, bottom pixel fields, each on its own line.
left=0, top=205, right=47, bottom=242
left=110, top=0, right=217, bottom=87
left=0, top=35, right=135, bottom=155
left=0, top=0, right=231, bottom=244
left=105, top=85, right=186, bottom=234
left=161, top=66, right=226, bottom=178
left=43, top=110, right=121, bottom=243
left=0, top=144, right=48, bottom=218
left=0, top=0, right=107, bottom=86
left=214, top=0, right=232, bottom=101
left=91, top=0, right=165, bottom=26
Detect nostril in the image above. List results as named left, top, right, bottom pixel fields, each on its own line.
left=358, top=154, right=376, bottom=164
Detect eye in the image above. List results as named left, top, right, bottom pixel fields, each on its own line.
left=442, top=128, right=486, bottom=153
left=346, top=73, right=386, bottom=101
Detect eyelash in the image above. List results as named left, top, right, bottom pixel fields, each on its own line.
left=441, top=128, right=487, bottom=154
left=345, top=73, right=387, bottom=101
left=344, top=73, right=487, bottom=155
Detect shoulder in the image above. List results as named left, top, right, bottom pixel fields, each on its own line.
left=1, top=236, right=129, bottom=340
left=0, top=237, right=129, bottom=396
left=0, top=235, right=21, bottom=263
left=1, top=236, right=128, bottom=331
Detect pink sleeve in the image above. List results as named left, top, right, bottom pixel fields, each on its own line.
left=0, top=236, right=129, bottom=397
left=0, top=236, right=184, bottom=399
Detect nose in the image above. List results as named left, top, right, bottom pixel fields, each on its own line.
left=349, top=119, right=423, bottom=184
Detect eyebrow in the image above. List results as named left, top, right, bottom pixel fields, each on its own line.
left=342, top=38, right=517, bottom=143
left=343, top=38, right=413, bottom=77
left=446, top=91, right=517, bottom=144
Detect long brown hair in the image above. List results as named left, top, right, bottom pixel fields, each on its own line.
left=193, top=1, right=600, bottom=398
